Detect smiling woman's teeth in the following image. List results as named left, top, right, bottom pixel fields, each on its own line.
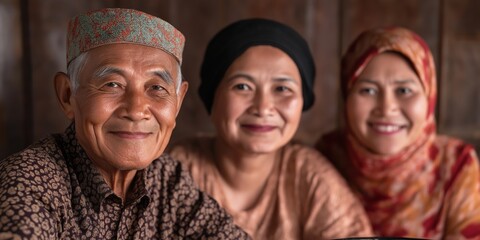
left=373, top=125, right=401, bottom=133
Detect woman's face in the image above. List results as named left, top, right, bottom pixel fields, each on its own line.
left=346, top=52, right=428, bottom=155
left=211, top=45, right=303, bottom=154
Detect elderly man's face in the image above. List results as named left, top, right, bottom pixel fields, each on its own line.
left=56, top=44, right=188, bottom=172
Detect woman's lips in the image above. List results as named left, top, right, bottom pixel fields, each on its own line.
left=241, top=124, right=276, bottom=132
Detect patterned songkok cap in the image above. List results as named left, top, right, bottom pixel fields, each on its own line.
left=67, top=8, right=185, bottom=64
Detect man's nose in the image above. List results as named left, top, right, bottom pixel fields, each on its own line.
left=121, top=90, right=151, bottom=121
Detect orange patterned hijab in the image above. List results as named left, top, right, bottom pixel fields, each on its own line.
left=318, top=27, right=480, bottom=239
left=341, top=27, right=437, bottom=179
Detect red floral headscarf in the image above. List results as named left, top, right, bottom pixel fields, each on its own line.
left=342, top=27, right=437, bottom=175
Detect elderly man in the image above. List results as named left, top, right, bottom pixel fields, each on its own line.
left=0, top=8, right=249, bottom=239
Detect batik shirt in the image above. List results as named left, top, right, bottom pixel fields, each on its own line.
left=0, top=125, right=250, bottom=239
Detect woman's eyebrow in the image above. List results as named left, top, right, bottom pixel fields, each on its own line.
left=225, top=72, right=255, bottom=83
left=356, top=78, right=377, bottom=84
left=225, top=73, right=298, bottom=85
left=357, top=78, right=418, bottom=85
left=393, top=79, right=417, bottom=84
left=273, top=77, right=299, bottom=85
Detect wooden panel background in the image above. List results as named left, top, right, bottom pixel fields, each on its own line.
left=0, top=0, right=26, bottom=158
left=1, top=0, right=479, bottom=159
left=440, top=0, right=480, bottom=150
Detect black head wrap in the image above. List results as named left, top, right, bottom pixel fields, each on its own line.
left=199, top=18, right=315, bottom=114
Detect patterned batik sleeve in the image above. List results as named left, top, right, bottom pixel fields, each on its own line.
left=163, top=160, right=251, bottom=240
left=444, top=146, right=480, bottom=240
left=0, top=155, right=58, bottom=239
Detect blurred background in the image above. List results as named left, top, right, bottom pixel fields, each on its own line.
left=1, top=0, right=479, bottom=159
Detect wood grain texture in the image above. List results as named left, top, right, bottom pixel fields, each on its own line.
left=341, top=0, right=440, bottom=62
left=0, top=0, right=26, bottom=158
left=439, top=0, right=480, bottom=152
left=28, top=0, right=116, bottom=141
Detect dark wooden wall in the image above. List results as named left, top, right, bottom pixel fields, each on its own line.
left=1, top=0, right=479, bottom=159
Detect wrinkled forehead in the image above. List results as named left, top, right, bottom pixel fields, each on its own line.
left=80, top=44, right=180, bottom=83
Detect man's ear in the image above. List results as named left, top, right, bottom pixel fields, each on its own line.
left=54, top=72, right=75, bottom=120
left=175, top=80, right=189, bottom=117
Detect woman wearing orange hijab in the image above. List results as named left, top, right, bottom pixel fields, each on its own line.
left=317, top=27, right=480, bottom=239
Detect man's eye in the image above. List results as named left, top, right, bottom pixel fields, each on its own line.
left=105, top=82, right=121, bottom=88
left=151, top=85, right=165, bottom=91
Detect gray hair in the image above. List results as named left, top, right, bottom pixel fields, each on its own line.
left=67, top=52, right=88, bottom=93
left=67, top=52, right=183, bottom=94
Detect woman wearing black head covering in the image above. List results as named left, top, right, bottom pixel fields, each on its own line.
left=169, top=18, right=372, bottom=239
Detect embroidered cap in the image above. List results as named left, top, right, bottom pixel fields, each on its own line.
left=67, top=8, right=185, bottom=64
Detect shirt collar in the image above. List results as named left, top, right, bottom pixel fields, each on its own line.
left=57, top=123, right=151, bottom=210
